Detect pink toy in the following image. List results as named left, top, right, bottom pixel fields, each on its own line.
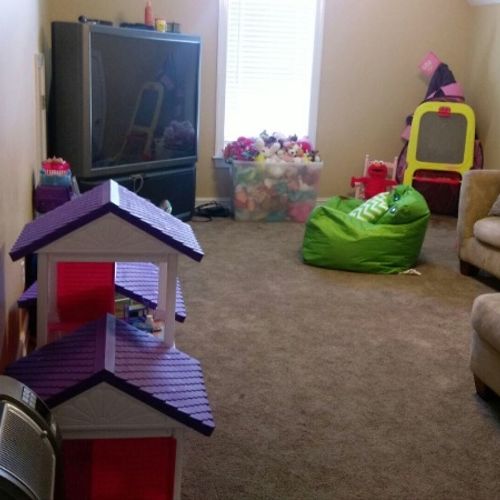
left=287, top=201, right=315, bottom=223
left=297, top=137, right=313, bottom=153
left=351, top=161, right=397, bottom=200
left=418, top=51, right=441, bottom=77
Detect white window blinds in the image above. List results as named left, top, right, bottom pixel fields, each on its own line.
left=222, top=0, right=322, bottom=144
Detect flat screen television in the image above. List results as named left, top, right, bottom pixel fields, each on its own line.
left=48, top=22, right=201, bottom=187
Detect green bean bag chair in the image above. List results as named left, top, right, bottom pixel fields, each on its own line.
left=302, top=185, right=430, bottom=274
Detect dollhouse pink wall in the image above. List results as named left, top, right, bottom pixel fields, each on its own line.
left=63, top=437, right=177, bottom=500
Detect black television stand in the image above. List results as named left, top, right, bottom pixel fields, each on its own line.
left=77, top=164, right=196, bottom=221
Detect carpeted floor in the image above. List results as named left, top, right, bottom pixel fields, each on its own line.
left=175, top=215, right=500, bottom=500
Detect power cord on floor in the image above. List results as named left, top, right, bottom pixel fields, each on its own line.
left=193, top=201, right=232, bottom=221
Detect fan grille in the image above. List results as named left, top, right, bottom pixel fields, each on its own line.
left=0, top=403, right=55, bottom=500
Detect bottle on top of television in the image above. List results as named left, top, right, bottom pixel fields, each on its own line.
left=145, top=0, right=154, bottom=27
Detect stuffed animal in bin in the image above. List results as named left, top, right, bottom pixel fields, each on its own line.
left=351, top=161, right=397, bottom=200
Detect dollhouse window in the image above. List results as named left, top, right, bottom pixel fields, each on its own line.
left=215, top=0, right=325, bottom=156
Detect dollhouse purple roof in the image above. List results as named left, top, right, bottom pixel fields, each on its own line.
left=17, top=282, right=38, bottom=308
left=10, top=180, right=203, bottom=262
left=18, top=262, right=187, bottom=322
left=5, top=314, right=214, bottom=436
left=114, top=262, right=186, bottom=318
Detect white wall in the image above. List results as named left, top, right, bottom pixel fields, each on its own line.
left=48, top=0, right=478, bottom=199
left=0, top=0, right=47, bottom=368
left=466, top=4, right=500, bottom=169
left=1, top=0, right=497, bottom=364
left=317, top=0, right=471, bottom=197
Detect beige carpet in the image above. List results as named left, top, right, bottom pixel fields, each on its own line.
left=175, top=215, right=500, bottom=500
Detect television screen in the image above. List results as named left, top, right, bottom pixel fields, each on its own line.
left=49, top=22, right=201, bottom=180
left=90, top=31, right=199, bottom=169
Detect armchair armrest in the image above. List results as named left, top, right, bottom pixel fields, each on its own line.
left=458, top=170, right=500, bottom=243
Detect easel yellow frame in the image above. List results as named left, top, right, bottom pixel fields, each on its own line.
left=403, top=101, right=476, bottom=185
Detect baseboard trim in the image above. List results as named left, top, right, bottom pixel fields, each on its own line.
left=195, top=196, right=331, bottom=209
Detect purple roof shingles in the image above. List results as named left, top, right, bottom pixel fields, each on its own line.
left=5, top=314, right=214, bottom=436
left=18, top=262, right=187, bottom=323
left=10, top=180, right=203, bottom=263
left=115, top=262, right=186, bottom=321
left=17, top=282, right=38, bottom=308
left=4, top=320, right=100, bottom=400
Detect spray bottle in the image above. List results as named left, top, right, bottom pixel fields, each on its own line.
left=144, top=0, right=154, bottom=27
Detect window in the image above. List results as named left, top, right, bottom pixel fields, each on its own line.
left=215, top=0, right=325, bottom=157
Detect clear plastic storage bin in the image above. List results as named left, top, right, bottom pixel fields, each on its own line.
left=231, top=161, right=323, bottom=222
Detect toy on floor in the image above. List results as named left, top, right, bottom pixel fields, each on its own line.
left=224, top=131, right=323, bottom=222
left=35, top=157, right=74, bottom=213
left=351, top=155, right=398, bottom=200
left=8, top=180, right=214, bottom=500
left=10, top=180, right=203, bottom=348
left=402, top=101, right=476, bottom=186
left=396, top=51, right=483, bottom=215
left=302, top=185, right=430, bottom=274
left=6, top=314, right=214, bottom=500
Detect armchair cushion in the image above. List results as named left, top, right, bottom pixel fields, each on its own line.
left=471, top=293, right=500, bottom=353
left=458, top=170, right=500, bottom=279
left=457, top=170, right=500, bottom=242
left=473, top=217, right=500, bottom=247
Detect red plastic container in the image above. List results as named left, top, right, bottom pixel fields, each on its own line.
left=42, top=157, right=71, bottom=174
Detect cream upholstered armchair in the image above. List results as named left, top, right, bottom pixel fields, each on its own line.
left=459, top=170, right=500, bottom=399
left=457, top=169, right=500, bottom=278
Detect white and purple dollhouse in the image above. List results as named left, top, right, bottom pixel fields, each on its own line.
left=6, top=180, right=214, bottom=500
